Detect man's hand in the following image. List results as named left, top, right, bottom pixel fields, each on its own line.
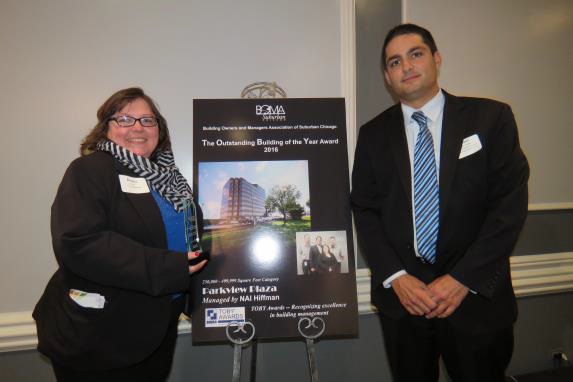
left=425, top=274, right=469, bottom=319
left=391, top=274, right=438, bottom=316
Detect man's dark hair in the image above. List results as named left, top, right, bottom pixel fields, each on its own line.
left=381, top=23, right=438, bottom=69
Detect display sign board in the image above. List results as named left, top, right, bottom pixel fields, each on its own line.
left=191, top=98, right=358, bottom=342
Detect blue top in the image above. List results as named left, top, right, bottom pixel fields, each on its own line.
left=151, top=190, right=187, bottom=298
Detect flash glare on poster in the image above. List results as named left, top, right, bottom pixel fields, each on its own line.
left=252, top=236, right=279, bottom=264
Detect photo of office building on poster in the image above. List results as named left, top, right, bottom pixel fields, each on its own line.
left=220, top=177, right=266, bottom=221
left=198, top=160, right=311, bottom=263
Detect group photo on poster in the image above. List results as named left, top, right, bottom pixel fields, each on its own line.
left=191, top=98, right=358, bottom=342
left=296, top=231, right=349, bottom=275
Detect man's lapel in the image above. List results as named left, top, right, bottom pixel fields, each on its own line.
left=439, top=92, right=467, bottom=217
left=387, top=106, right=413, bottom=212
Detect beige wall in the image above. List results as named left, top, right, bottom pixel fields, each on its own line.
left=405, top=0, right=573, bottom=205
left=0, top=0, right=342, bottom=313
left=355, top=0, right=401, bottom=127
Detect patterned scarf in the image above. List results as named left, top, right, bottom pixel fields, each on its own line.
left=97, top=140, right=193, bottom=212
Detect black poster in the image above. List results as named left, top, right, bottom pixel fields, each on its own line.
left=191, top=98, right=358, bottom=343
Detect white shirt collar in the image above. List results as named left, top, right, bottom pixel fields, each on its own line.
left=401, top=89, right=445, bottom=125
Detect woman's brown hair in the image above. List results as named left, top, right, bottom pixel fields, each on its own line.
left=80, top=87, right=171, bottom=156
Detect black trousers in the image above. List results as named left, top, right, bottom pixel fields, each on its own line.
left=380, top=314, right=514, bottom=382
left=52, top=296, right=185, bottom=382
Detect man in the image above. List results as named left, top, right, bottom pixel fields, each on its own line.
left=308, top=235, right=324, bottom=274
left=351, top=24, right=529, bottom=382
left=328, top=235, right=348, bottom=273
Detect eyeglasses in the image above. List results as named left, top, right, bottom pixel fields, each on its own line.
left=109, top=115, right=158, bottom=128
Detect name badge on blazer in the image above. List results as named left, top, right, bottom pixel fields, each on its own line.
left=69, top=289, right=106, bottom=309
left=459, top=134, right=482, bottom=159
left=119, top=175, right=150, bottom=194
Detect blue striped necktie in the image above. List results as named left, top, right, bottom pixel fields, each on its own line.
left=412, top=111, right=439, bottom=264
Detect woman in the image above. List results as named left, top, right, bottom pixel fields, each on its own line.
left=33, top=88, right=206, bottom=381
left=310, top=241, right=340, bottom=274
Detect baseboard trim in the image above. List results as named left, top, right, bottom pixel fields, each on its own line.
left=0, top=311, right=38, bottom=353
left=2, top=252, right=572, bottom=353
left=510, top=252, right=573, bottom=296
left=528, top=203, right=573, bottom=211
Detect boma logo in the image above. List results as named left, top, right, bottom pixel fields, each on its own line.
left=255, top=104, right=285, bottom=116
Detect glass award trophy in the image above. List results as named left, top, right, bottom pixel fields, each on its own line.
left=183, top=198, right=202, bottom=253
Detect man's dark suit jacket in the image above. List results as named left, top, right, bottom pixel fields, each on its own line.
left=308, top=244, right=322, bottom=272
left=33, top=151, right=200, bottom=371
left=351, top=91, right=529, bottom=334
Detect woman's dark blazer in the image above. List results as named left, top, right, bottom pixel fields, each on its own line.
left=33, top=151, right=198, bottom=371
left=314, top=252, right=340, bottom=274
